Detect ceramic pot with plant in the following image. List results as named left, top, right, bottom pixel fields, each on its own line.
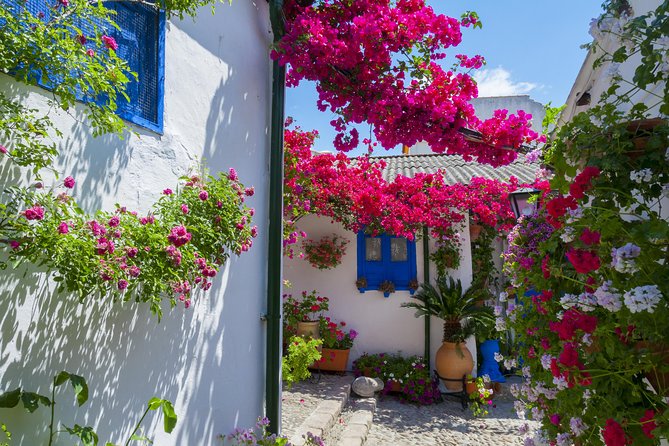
left=282, top=290, right=329, bottom=340
left=311, top=317, right=357, bottom=372
left=402, top=277, right=494, bottom=391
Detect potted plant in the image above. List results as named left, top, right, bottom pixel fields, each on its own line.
left=474, top=315, right=506, bottom=383
left=282, top=290, right=329, bottom=341
left=302, top=234, right=349, bottom=270
left=355, top=276, right=367, bottom=292
left=378, top=280, right=395, bottom=298
left=311, top=317, right=357, bottom=372
left=282, top=336, right=323, bottom=388
left=402, top=277, right=494, bottom=391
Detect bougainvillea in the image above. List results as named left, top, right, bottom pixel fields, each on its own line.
left=0, top=171, right=256, bottom=318
left=499, top=2, right=669, bottom=444
left=284, top=126, right=544, bottom=255
left=274, top=0, right=544, bottom=165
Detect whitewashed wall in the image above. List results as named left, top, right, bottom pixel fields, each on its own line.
left=0, top=1, right=272, bottom=445
left=283, top=215, right=476, bottom=376
left=562, top=0, right=663, bottom=122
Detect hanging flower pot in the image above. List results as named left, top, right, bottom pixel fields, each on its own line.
left=469, top=224, right=483, bottom=242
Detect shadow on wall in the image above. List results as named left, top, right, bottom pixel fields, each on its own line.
left=1, top=1, right=271, bottom=445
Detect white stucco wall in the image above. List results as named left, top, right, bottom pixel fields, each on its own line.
left=0, top=2, right=272, bottom=445
left=562, top=0, right=664, bottom=122
left=283, top=215, right=477, bottom=377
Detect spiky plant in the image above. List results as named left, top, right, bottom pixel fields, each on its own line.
left=401, top=276, right=494, bottom=343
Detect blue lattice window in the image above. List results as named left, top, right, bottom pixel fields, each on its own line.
left=356, top=232, right=417, bottom=295
left=1, top=0, right=165, bottom=133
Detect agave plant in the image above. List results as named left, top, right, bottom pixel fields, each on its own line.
left=402, top=276, right=494, bottom=343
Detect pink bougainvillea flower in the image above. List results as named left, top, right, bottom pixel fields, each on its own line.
left=86, top=49, right=95, bottom=57
left=108, top=215, right=120, bottom=227
left=96, top=237, right=115, bottom=255
left=181, top=204, right=189, bottom=214
left=228, top=168, right=238, bottom=181
left=163, top=188, right=173, bottom=195
left=101, top=35, right=118, bottom=51
left=117, top=279, right=128, bottom=290
left=76, top=34, right=86, bottom=45
left=199, top=190, right=209, bottom=201
left=0, top=145, right=7, bottom=154
left=63, top=176, right=75, bottom=188
left=9, top=241, right=20, bottom=250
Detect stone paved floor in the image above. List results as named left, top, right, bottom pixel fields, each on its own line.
left=282, top=374, right=539, bottom=446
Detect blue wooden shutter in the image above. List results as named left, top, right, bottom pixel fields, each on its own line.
left=106, top=2, right=165, bottom=132
left=357, top=231, right=417, bottom=293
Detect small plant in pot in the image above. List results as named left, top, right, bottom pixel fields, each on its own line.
left=282, top=290, right=329, bottom=341
left=355, top=276, right=367, bottom=291
left=402, top=277, right=494, bottom=391
left=378, top=280, right=395, bottom=297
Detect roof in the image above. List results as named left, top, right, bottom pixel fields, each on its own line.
left=373, top=153, right=539, bottom=185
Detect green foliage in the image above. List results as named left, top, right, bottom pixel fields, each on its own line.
left=281, top=336, right=322, bottom=388
left=430, top=234, right=461, bottom=278
left=402, top=276, right=494, bottom=343
left=0, top=371, right=176, bottom=446
left=0, top=171, right=255, bottom=318
left=0, top=422, right=10, bottom=446
left=467, top=375, right=494, bottom=417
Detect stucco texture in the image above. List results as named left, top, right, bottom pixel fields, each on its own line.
left=0, top=1, right=273, bottom=444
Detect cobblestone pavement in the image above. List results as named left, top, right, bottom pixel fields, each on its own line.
left=282, top=373, right=353, bottom=440
left=365, top=390, right=538, bottom=446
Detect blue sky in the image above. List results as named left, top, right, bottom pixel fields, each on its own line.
left=284, top=1, right=604, bottom=155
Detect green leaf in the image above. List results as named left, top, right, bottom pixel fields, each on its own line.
left=20, top=392, right=45, bottom=413
left=0, top=388, right=21, bottom=408
left=130, top=434, right=151, bottom=443
left=160, top=401, right=177, bottom=433
left=68, top=374, right=88, bottom=406
left=65, top=424, right=98, bottom=446
left=54, top=371, right=70, bottom=386
left=147, top=397, right=162, bottom=410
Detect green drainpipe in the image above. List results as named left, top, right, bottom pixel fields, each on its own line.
left=422, top=226, right=430, bottom=367
left=266, top=0, right=285, bottom=435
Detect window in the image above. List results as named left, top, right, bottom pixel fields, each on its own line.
left=1, top=0, right=165, bottom=133
left=356, top=232, right=417, bottom=294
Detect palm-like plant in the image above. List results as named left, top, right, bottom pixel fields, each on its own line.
left=402, top=276, right=494, bottom=343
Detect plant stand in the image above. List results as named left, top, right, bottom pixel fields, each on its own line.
left=435, top=370, right=468, bottom=410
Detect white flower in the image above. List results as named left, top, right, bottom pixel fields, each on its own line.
left=556, top=433, right=571, bottom=446
left=495, top=317, right=507, bottom=332
left=494, top=352, right=504, bottom=363
left=518, top=423, right=530, bottom=435
left=522, top=366, right=531, bottom=378
left=540, top=354, right=553, bottom=371
left=494, top=305, right=504, bottom=316
left=566, top=206, right=583, bottom=223
left=482, top=374, right=491, bottom=384
left=611, top=243, right=641, bottom=273
left=560, top=226, right=576, bottom=243
left=630, top=168, right=653, bottom=183
left=514, top=400, right=527, bottom=419
left=510, top=384, right=520, bottom=397
left=498, top=291, right=508, bottom=302
left=531, top=406, right=544, bottom=421
left=582, top=333, right=593, bottom=346
left=553, top=375, right=569, bottom=390
left=594, top=280, right=622, bottom=312
left=570, top=417, right=587, bottom=436
left=504, top=358, right=518, bottom=370
left=624, top=285, right=662, bottom=313
left=523, top=438, right=535, bottom=446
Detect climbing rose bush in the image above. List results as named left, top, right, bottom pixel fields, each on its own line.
left=274, top=0, right=544, bottom=165
left=0, top=170, right=256, bottom=318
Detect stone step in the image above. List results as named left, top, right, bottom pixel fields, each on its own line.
left=289, top=382, right=351, bottom=446
left=335, top=397, right=377, bottom=446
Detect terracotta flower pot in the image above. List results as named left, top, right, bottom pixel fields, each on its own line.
left=386, top=380, right=402, bottom=393
left=296, top=321, right=320, bottom=340
left=469, top=224, right=483, bottom=241
left=311, top=348, right=350, bottom=372
left=436, top=342, right=474, bottom=392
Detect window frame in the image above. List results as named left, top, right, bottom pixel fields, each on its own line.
left=356, top=231, right=417, bottom=295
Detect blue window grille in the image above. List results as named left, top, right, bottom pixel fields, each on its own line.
left=356, top=231, right=417, bottom=295
left=1, top=0, right=165, bottom=133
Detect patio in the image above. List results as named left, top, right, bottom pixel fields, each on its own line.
left=282, top=373, right=539, bottom=446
